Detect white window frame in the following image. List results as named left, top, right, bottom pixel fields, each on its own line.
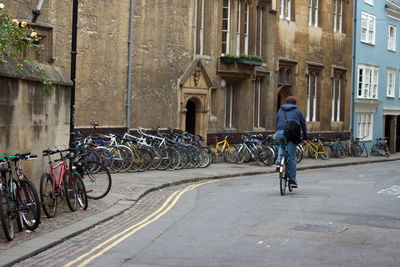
left=257, top=7, right=263, bottom=57
left=308, top=0, right=319, bottom=27
left=364, top=0, right=373, bottom=6
left=388, top=25, right=396, bottom=52
left=333, top=0, right=343, bottom=33
left=361, top=12, right=376, bottom=45
left=280, top=0, right=291, bottom=21
left=357, top=112, right=373, bottom=141
left=387, top=68, right=396, bottom=98
left=194, top=0, right=205, bottom=55
left=244, top=1, right=249, bottom=55
left=358, top=64, right=379, bottom=99
left=222, top=0, right=231, bottom=55
left=306, top=72, right=318, bottom=122
left=236, top=0, right=241, bottom=56
left=331, top=74, right=343, bottom=122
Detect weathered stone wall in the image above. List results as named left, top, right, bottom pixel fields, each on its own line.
left=0, top=65, right=72, bottom=186
left=275, top=0, right=353, bottom=133
left=131, top=0, right=193, bottom=129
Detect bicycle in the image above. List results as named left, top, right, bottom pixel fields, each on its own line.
left=277, top=140, right=293, bottom=196
left=302, top=137, right=332, bottom=160
left=210, top=136, right=237, bottom=163
left=0, top=153, right=41, bottom=241
left=371, top=138, right=390, bottom=157
left=40, top=148, right=88, bottom=218
left=71, top=148, right=112, bottom=200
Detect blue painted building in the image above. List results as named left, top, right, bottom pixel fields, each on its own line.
left=353, top=0, right=400, bottom=152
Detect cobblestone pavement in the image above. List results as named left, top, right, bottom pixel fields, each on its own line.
left=13, top=184, right=184, bottom=267
left=1, top=154, right=400, bottom=266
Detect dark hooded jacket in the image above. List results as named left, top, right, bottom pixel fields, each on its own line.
left=276, top=104, right=307, bottom=140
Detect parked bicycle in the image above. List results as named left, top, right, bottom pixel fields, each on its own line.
left=40, top=148, right=88, bottom=218
left=371, top=138, right=390, bottom=157
left=0, top=153, right=41, bottom=241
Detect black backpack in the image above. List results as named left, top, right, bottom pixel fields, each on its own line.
left=283, top=110, right=302, bottom=144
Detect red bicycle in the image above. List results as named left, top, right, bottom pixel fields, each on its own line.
left=40, top=148, right=87, bottom=218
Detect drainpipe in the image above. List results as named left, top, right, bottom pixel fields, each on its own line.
left=126, top=0, right=135, bottom=130
left=350, top=0, right=357, bottom=139
left=32, top=0, right=45, bottom=22
left=70, top=0, right=78, bottom=145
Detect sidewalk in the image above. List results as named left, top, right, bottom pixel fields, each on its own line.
left=1, top=154, right=400, bottom=266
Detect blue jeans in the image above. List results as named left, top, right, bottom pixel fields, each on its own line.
left=275, top=130, right=297, bottom=183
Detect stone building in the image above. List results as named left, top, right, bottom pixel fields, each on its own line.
left=275, top=0, right=353, bottom=136
left=1, top=0, right=354, bottom=146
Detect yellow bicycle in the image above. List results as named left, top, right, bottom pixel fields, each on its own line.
left=302, top=137, right=332, bottom=160
left=210, top=136, right=237, bottom=163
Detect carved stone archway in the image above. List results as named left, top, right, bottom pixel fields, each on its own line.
left=178, top=59, right=213, bottom=141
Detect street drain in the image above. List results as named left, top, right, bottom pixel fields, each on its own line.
left=293, top=224, right=349, bottom=233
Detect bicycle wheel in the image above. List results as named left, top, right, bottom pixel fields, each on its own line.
left=95, top=146, right=114, bottom=170
left=18, top=179, right=40, bottom=230
left=0, top=185, right=14, bottom=241
left=63, top=172, right=77, bottom=212
left=108, top=146, right=125, bottom=173
left=118, top=145, right=134, bottom=172
left=224, top=146, right=238, bottom=163
left=210, top=144, right=222, bottom=163
left=198, top=147, right=212, bottom=168
left=40, top=173, right=57, bottom=218
left=360, top=146, right=369, bottom=158
left=318, top=145, right=332, bottom=160
left=371, top=144, right=380, bottom=156
left=138, top=148, right=153, bottom=171
left=82, top=161, right=112, bottom=200
left=236, top=145, right=250, bottom=164
left=279, top=157, right=287, bottom=196
left=73, top=173, right=88, bottom=210
left=257, top=145, right=275, bottom=166
left=157, top=148, right=171, bottom=170
left=296, top=145, right=304, bottom=163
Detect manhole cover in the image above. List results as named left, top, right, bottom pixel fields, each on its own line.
left=293, top=224, right=349, bottom=233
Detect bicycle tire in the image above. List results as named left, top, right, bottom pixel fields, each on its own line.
left=40, top=173, right=57, bottom=218
left=210, top=144, right=222, bottom=163
left=236, top=145, right=250, bottom=164
left=18, top=179, right=40, bottom=230
left=73, top=173, right=88, bottom=210
left=360, top=146, right=369, bottom=158
left=81, top=161, right=112, bottom=200
left=371, top=144, right=380, bottom=156
left=138, top=148, right=153, bottom=171
left=156, top=148, right=171, bottom=170
left=118, top=145, right=135, bottom=172
left=318, top=145, right=332, bottom=160
left=63, top=172, right=77, bottom=212
left=168, top=147, right=181, bottom=170
left=296, top=145, right=304, bottom=163
left=279, top=157, right=287, bottom=196
left=198, top=147, right=212, bottom=168
left=95, top=146, right=114, bottom=170
left=108, top=146, right=125, bottom=173
left=224, top=146, right=238, bottom=163
left=0, top=184, right=14, bottom=241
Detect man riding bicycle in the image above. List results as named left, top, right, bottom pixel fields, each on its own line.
left=275, top=96, right=307, bottom=188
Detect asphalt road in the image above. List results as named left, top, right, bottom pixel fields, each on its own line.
left=16, top=161, right=400, bottom=267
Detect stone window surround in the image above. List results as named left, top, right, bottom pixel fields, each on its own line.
left=333, top=0, right=344, bottom=33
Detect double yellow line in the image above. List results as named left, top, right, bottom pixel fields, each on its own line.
left=64, top=180, right=215, bottom=267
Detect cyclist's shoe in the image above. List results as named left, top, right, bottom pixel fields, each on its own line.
left=289, top=180, right=298, bottom=188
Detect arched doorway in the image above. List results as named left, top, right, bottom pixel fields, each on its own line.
left=185, top=99, right=196, bottom=134
left=277, top=86, right=291, bottom=110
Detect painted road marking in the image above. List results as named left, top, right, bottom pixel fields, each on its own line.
left=377, top=185, right=400, bottom=198
left=64, top=180, right=216, bottom=267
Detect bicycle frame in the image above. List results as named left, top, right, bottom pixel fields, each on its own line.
left=47, top=158, right=73, bottom=196
left=303, top=139, right=325, bottom=155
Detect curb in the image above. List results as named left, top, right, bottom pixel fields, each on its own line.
left=1, top=157, right=399, bottom=266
